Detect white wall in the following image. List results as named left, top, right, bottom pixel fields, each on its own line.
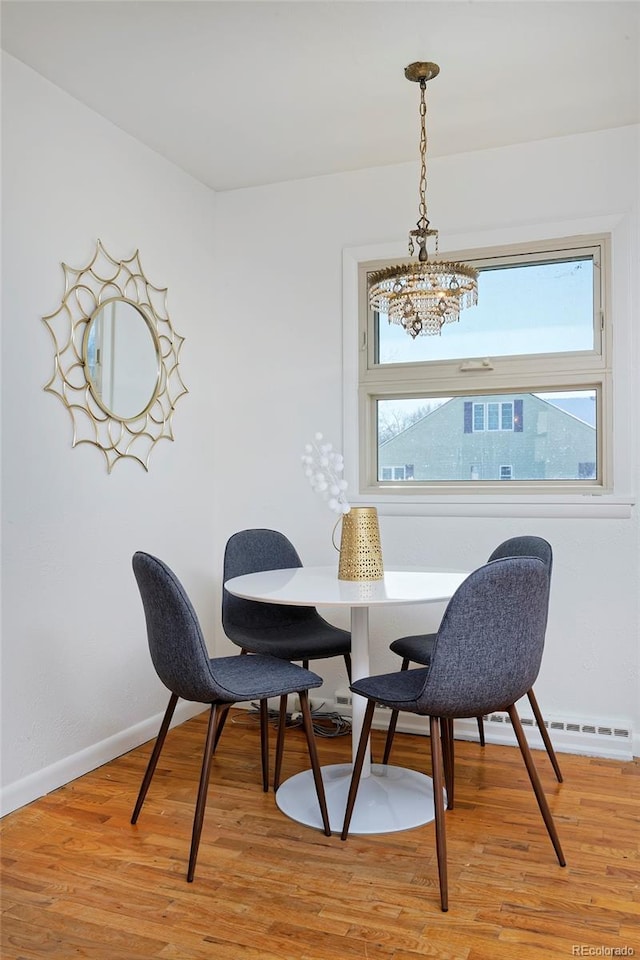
left=1, top=55, right=219, bottom=812
left=213, top=126, right=640, bottom=752
left=2, top=53, right=638, bottom=816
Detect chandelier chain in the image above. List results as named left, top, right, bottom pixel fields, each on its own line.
left=418, top=79, right=428, bottom=229
left=368, top=60, right=478, bottom=338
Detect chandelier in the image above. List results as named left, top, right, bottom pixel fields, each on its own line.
left=369, top=62, right=478, bottom=339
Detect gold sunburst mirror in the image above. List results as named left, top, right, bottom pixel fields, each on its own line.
left=42, top=240, right=187, bottom=472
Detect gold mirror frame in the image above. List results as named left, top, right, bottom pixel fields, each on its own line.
left=42, top=240, right=187, bottom=472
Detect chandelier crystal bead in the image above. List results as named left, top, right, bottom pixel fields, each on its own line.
left=369, top=62, right=478, bottom=339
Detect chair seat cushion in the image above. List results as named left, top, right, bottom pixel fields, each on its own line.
left=351, top=667, right=431, bottom=712
left=212, top=655, right=323, bottom=703
left=227, top=621, right=350, bottom=661
left=389, top=633, right=436, bottom=665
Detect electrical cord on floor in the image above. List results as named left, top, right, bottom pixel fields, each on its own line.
left=231, top=703, right=352, bottom=738
left=306, top=711, right=352, bottom=738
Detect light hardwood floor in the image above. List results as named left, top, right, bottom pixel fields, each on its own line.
left=2, top=709, right=639, bottom=959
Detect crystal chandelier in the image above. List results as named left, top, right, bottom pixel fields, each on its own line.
left=369, top=62, right=478, bottom=339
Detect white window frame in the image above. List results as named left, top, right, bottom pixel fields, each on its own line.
left=473, top=401, right=514, bottom=433
left=341, top=222, right=635, bottom=517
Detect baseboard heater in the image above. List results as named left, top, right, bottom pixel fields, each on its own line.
left=332, top=690, right=632, bottom=761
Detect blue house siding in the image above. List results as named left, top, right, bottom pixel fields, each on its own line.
left=379, top=394, right=596, bottom=482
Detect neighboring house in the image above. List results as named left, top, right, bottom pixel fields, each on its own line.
left=379, top=394, right=596, bottom=482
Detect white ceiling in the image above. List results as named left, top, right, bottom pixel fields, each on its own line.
left=2, top=1, right=638, bottom=191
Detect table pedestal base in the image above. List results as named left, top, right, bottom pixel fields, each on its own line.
left=275, top=762, right=441, bottom=835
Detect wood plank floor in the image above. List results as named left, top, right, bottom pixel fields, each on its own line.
left=2, top=709, right=639, bottom=959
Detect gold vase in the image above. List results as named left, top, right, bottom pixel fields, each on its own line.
left=333, top=506, right=384, bottom=581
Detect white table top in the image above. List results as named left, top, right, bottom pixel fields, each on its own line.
left=224, top=565, right=469, bottom=608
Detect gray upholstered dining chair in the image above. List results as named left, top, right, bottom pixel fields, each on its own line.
left=223, top=529, right=351, bottom=674
left=382, top=535, right=562, bottom=783
left=131, top=551, right=330, bottom=882
left=341, top=556, right=566, bottom=912
left=220, top=529, right=351, bottom=779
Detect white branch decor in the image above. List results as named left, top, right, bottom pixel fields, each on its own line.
left=301, top=433, right=350, bottom=515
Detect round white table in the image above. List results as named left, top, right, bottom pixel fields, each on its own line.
left=224, top=565, right=468, bottom=835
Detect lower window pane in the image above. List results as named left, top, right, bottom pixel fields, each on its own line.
left=377, top=390, right=597, bottom=483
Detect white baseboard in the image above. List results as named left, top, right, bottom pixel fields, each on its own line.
left=2, top=699, right=634, bottom=819
left=0, top=701, right=205, bottom=818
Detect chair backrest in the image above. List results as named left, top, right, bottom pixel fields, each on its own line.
left=488, top=536, right=553, bottom=576
left=488, top=535, right=552, bottom=629
left=222, top=529, right=317, bottom=638
left=417, top=557, right=549, bottom=719
left=133, top=552, right=223, bottom=703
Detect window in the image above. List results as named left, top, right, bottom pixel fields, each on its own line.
left=358, top=235, right=610, bottom=496
left=380, top=464, right=414, bottom=481
left=501, top=404, right=514, bottom=431
left=578, top=461, right=596, bottom=479
left=472, top=403, right=484, bottom=432
left=471, top=401, right=515, bottom=432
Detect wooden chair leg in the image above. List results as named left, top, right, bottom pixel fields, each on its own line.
left=507, top=705, right=566, bottom=867
left=476, top=715, right=486, bottom=747
left=344, top=652, right=352, bottom=683
left=430, top=716, right=449, bottom=912
left=299, top=691, right=331, bottom=836
left=187, top=704, right=218, bottom=882
left=274, top=694, right=288, bottom=791
left=302, top=659, right=309, bottom=670
left=441, top=717, right=455, bottom=810
left=382, top=709, right=400, bottom=765
left=381, top=658, right=410, bottom=764
left=259, top=698, right=269, bottom=793
left=131, top=692, right=179, bottom=824
left=527, top=688, right=563, bottom=782
left=212, top=703, right=231, bottom=753
left=341, top=700, right=376, bottom=840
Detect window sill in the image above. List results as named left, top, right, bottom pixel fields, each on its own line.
left=349, top=492, right=635, bottom=520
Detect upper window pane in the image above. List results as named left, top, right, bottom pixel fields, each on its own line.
left=374, top=254, right=595, bottom=365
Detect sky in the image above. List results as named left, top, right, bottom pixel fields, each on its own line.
left=377, top=256, right=594, bottom=365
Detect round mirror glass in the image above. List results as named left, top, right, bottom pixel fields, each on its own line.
left=83, top=299, right=160, bottom=420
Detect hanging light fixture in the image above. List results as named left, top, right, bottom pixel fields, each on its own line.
left=369, top=62, right=478, bottom=339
